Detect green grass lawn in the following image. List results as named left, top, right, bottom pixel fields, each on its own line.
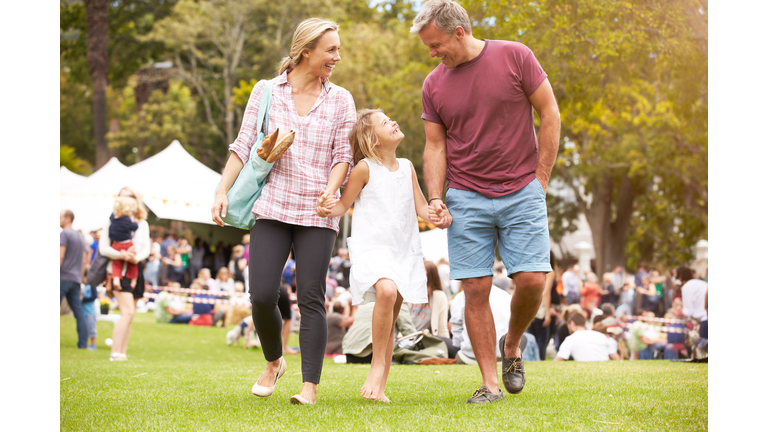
left=61, top=313, right=707, bottom=431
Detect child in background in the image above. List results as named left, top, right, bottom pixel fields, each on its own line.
left=109, top=196, right=139, bottom=289
left=81, top=284, right=99, bottom=350
left=317, top=109, right=450, bottom=401
left=189, top=279, right=215, bottom=326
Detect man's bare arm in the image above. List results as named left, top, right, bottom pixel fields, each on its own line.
left=423, top=120, right=450, bottom=228
left=528, top=78, right=560, bottom=194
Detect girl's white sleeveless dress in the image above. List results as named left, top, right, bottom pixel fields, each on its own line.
left=346, top=158, right=428, bottom=306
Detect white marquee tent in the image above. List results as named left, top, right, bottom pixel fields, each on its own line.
left=59, top=141, right=244, bottom=243
left=61, top=157, right=134, bottom=233
left=60, top=166, right=87, bottom=190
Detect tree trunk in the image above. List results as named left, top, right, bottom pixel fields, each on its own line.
left=602, top=173, right=641, bottom=274
left=85, top=0, right=109, bottom=169
left=584, top=173, right=612, bottom=276
left=584, top=172, right=642, bottom=276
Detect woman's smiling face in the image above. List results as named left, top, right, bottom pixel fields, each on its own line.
left=304, top=30, right=341, bottom=79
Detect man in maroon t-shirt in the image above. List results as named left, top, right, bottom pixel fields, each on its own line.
left=412, top=0, right=560, bottom=404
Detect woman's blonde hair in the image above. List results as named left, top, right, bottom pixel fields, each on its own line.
left=113, top=196, right=138, bottom=218
left=277, top=18, right=339, bottom=75
left=118, top=186, right=148, bottom=220
left=349, top=109, right=384, bottom=165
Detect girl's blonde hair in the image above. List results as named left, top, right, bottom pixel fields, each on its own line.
left=118, top=186, right=148, bottom=220
left=277, top=18, right=339, bottom=75
left=349, top=109, right=384, bottom=165
left=113, top=196, right=138, bottom=218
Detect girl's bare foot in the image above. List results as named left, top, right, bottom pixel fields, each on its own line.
left=376, top=393, right=391, bottom=403
left=360, top=366, right=384, bottom=400
left=283, top=347, right=299, bottom=354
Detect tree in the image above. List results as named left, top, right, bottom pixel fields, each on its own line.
left=144, top=0, right=340, bottom=169
left=107, top=79, right=215, bottom=162
left=60, top=145, right=93, bottom=175
left=60, top=0, right=178, bottom=168
left=83, top=0, right=109, bottom=169
left=60, top=60, right=94, bottom=165
left=466, top=0, right=708, bottom=273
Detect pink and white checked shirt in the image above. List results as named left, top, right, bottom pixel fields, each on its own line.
left=229, top=71, right=355, bottom=233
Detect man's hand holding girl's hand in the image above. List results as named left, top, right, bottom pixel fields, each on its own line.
left=427, top=200, right=452, bottom=229
left=316, top=191, right=339, bottom=218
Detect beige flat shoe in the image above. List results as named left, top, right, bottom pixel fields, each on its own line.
left=251, top=357, right=286, bottom=397
left=290, top=394, right=314, bottom=405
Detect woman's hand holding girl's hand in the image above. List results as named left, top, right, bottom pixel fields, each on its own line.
left=316, top=191, right=338, bottom=218
left=428, top=201, right=452, bottom=229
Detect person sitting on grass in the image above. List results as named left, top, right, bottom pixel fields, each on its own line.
left=154, top=292, right=193, bottom=324
left=554, top=304, right=585, bottom=351
left=222, top=281, right=251, bottom=327
left=628, top=311, right=667, bottom=360
left=326, top=302, right=355, bottom=355
left=342, top=302, right=419, bottom=364
left=554, top=313, right=620, bottom=362
left=226, top=316, right=262, bottom=349
left=450, top=284, right=512, bottom=365
left=210, top=267, right=235, bottom=293
left=189, top=279, right=215, bottom=326
left=198, top=268, right=215, bottom=291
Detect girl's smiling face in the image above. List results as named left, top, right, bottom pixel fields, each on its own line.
left=372, top=112, right=404, bottom=148
left=304, top=30, right=341, bottom=79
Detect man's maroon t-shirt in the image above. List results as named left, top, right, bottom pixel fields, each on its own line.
left=421, top=40, right=547, bottom=198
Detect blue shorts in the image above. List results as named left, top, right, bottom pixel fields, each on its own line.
left=445, top=178, right=552, bottom=280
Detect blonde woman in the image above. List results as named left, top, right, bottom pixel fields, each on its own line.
left=212, top=266, right=235, bottom=293
left=99, top=186, right=151, bottom=361
left=212, top=18, right=355, bottom=404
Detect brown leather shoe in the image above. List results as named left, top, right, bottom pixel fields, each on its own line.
left=499, top=333, right=526, bottom=394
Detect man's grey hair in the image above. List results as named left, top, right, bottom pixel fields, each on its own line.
left=410, top=0, right=472, bottom=35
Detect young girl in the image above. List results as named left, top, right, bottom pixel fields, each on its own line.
left=317, top=109, right=450, bottom=401
left=109, top=196, right=139, bottom=289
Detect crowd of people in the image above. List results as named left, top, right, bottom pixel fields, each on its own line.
left=62, top=214, right=709, bottom=366
left=325, top=252, right=709, bottom=365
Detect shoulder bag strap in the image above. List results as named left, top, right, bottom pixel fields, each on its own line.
left=248, top=79, right=275, bottom=161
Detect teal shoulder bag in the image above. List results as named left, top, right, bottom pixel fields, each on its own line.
left=215, top=79, right=274, bottom=230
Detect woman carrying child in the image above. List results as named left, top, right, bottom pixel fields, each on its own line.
left=317, top=109, right=450, bottom=401
left=99, top=187, right=151, bottom=361
left=212, top=18, right=356, bottom=405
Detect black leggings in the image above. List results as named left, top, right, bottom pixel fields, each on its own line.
left=249, top=219, right=336, bottom=384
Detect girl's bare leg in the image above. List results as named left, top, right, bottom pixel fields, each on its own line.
left=376, top=292, right=403, bottom=402
left=111, top=292, right=135, bottom=357
left=360, top=279, right=398, bottom=400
